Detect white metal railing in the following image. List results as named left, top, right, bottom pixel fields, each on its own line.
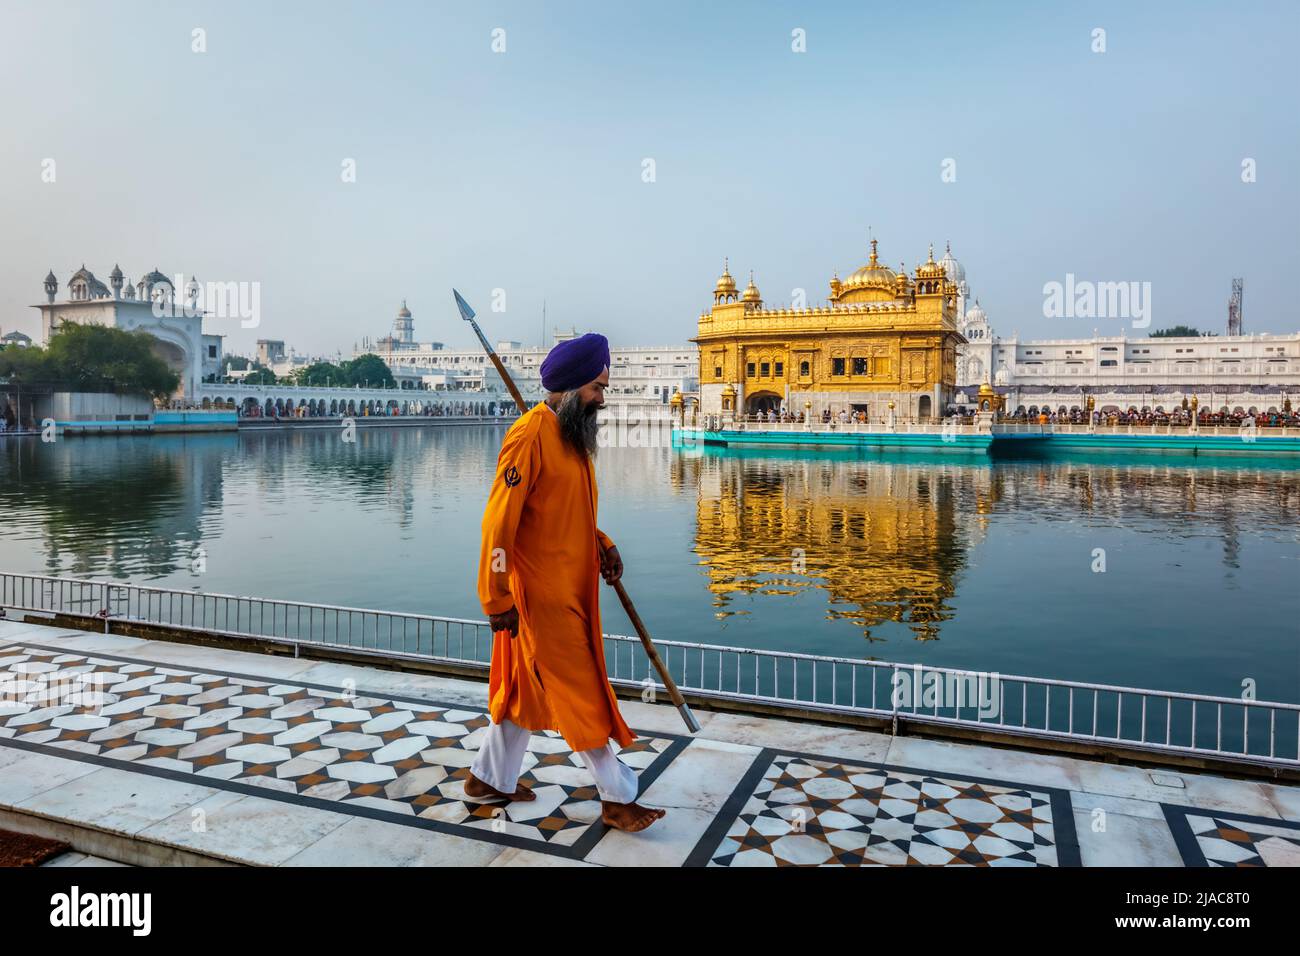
left=1, top=572, right=1296, bottom=769
left=198, top=383, right=516, bottom=399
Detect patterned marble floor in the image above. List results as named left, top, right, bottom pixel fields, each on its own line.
left=1163, top=806, right=1300, bottom=867
left=1, top=631, right=1296, bottom=867
left=687, top=749, right=1080, bottom=866
left=0, top=642, right=685, bottom=859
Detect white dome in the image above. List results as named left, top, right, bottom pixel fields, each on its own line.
left=964, top=299, right=986, bottom=325
left=940, top=244, right=965, bottom=284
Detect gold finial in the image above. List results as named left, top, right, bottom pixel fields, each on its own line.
left=927, top=243, right=935, bottom=264
left=869, top=237, right=878, bottom=266
left=946, top=240, right=951, bottom=254
left=723, top=256, right=730, bottom=275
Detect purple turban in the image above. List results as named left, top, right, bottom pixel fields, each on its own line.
left=540, top=332, right=610, bottom=392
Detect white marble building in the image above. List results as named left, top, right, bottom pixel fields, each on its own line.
left=32, top=266, right=223, bottom=398
left=358, top=302, right=698, bottom=404
left=942, top=246, right=1299, bottom=410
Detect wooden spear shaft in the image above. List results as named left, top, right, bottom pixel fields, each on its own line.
left=454, top=290, right=700, bottom=734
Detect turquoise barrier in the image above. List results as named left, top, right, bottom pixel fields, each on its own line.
left=152, top=410, right=239, bottom=432
left=1033, top=431, right=1300, bottom=457
left=672, top=426, right=992, bottom=452
left=672, top=426, right=1300, bottom=458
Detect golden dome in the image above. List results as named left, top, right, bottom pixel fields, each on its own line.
left=915, top=243, right=946, bottom=279
left=714, top=258, right=737, bottom=294
left=721, top=383, right=736, bottom=397
left=841, top=239, right=897, bottom=291
left=976, top=380, right=1002, bottom=411
left=742, top=271, right=762, bottom=303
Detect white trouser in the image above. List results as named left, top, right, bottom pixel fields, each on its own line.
left=470, top=716, right=639, bottom=805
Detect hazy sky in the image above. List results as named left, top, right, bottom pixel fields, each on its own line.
left=1, top=0, right=1296, bottom=357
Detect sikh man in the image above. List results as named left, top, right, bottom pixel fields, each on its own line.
left=465, top=332, right=666, bottom=833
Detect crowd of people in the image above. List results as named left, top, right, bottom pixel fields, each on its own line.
left=740, top=408, right=908, bottom=426
left=735, top=403, right=1300, bottom=429
left=1005, top=406, right=1300, bottom=427
left=233, top=401, right=511, bottom=420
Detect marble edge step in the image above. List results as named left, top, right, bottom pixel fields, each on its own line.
left=0, top=803, right=248, bottom=868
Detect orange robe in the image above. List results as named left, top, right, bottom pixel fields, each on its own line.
left=477, top=402, right=635, bottom=752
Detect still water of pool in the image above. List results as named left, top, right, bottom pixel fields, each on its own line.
left=0, top=427, right=1295, bottom=703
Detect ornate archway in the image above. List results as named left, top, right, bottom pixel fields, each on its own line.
left=746, top=390, right=782, bottom=414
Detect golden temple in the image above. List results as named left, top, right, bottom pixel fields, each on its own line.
left=694, top=239, right=965, bottom=422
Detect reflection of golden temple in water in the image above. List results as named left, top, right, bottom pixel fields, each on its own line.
left=668, top=448, right=1298, bottom=644
left=676, top=453, right=999, bottom=641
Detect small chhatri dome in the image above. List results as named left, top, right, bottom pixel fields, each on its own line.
left=965, top=298, right=986, bottom=324
left=714, top=258, right=737, bottom=294
left=895, top=262, right=910, bottom=289
left=110, top=263, right=124, bottom=279
left=915, top=242, right=947, bottom=279
left=69, top=265, right=110, bottom=297
left=742, top=271, right=762, bottom=303
left=141, top=268, right=170, bottom=285
left=398, top=299, right=412, bottom=318
left=44, top=269, right=57, bottom=283
left=940, top=241, right=964, bottom=284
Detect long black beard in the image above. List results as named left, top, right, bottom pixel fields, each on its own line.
left=555, top=390, right=599, bottom=457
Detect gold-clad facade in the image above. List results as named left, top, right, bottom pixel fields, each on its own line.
left=694, top=240, right=965, bottom=421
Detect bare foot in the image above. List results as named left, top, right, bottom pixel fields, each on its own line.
left=463, top=771, right=536, bottom=801
left=601, top=800, right=666, bottom=832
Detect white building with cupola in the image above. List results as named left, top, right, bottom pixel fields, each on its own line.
left=942, top=244, right=1300, bottom=414
left=32, top=265, right=223, bottom=398
left=358, top=301, right=699, bottom=405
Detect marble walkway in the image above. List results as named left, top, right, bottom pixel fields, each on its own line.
left=0, top=619, right=1297, bottom=867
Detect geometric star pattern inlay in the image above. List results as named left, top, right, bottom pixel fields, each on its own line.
left=689, top=750, right=1081, bottom=867
left=0, top=643, right=681, bottom=858
left=1164, top=805, right=1300, bottom=867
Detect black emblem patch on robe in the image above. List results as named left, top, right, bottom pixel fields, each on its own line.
left=503, top=465, right=521, bottom=487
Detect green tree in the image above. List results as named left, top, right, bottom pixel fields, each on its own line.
left=294, top=361, right=347, bottom=386
left=222, top=354, right=252, bottom=372
left=0, top=323, right=179, bottom=397
left=243, top=367, right=277, bottom=385
left=343, top=353, right=396, bottom=388
left=0, top=341, right=58, bottom=382
left=1149, top=325, right=1202, bottom=338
